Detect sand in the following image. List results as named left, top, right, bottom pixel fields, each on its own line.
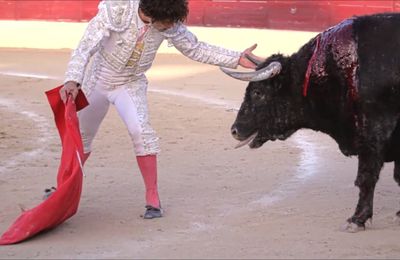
left=0, top=47, right=399, bottom=259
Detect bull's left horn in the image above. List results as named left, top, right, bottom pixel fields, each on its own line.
left=245, top=54, right=262, bottom=66
left=220, top=61, right=282, bottom=82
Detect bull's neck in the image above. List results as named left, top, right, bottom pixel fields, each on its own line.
left=286, top=40, right=317, bottom=129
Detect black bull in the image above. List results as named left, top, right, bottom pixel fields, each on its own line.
left=221, top=13, right=400, bottom=232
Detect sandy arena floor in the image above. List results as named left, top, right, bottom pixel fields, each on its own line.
left=0, top=47, right=399, bottom=259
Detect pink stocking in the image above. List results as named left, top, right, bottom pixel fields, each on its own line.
left=136, top=155, right=160, bottom=208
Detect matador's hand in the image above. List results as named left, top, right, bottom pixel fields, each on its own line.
left=60, top=81, right=80, bottom=103
left=238, top=44, right=265, bottom=69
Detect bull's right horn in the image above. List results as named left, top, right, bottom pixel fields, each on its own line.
left=220, top=61, right=282, bottom=82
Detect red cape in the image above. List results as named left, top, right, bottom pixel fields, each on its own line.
left=0, top=86, right=88, bottom=245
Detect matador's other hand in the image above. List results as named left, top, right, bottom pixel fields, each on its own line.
left=238, top=44, right=265, bottom=69
left=60, top=81, right=80, bottom=103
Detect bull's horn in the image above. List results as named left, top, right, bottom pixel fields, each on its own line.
left=220, top=61, right=282, bottom=82
left=245, top=54, right=262, bottom=66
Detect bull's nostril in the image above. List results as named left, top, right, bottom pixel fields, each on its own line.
left=231, top=127, right=238, bottom=136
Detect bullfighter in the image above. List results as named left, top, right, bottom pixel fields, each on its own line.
left=60, top=0, right=262, bottom=219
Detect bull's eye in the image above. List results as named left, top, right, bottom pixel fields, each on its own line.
left=251, top=89, right=265, bottom=102
left=252, top=90, right=261, bottom=98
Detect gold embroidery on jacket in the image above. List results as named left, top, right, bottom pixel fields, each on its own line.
left=127, top=41, right=145, bottom=68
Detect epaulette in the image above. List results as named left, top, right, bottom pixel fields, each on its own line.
left=103, top=0, right=135, bottom=32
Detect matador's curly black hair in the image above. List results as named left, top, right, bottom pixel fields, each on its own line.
left=139, top=0, right=189, bottom=23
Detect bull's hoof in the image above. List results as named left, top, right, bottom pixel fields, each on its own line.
left=342, top=222, right=364, bottom=233
left=342, top=218, right=371, bottom=233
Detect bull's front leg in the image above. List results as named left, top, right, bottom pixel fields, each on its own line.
left=344, top=149, right=384, bottom=232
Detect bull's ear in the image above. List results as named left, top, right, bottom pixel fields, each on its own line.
left=220, top=62, right=282, bottom=82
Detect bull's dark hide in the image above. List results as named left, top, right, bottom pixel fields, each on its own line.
left=229, top=13, right=400, bottom=231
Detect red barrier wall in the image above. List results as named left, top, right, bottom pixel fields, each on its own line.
left=186, top=0, right=400, bottom=31
left=0, top=0, right=98, bottom=22
left=1, top=0, right=400, bottom=31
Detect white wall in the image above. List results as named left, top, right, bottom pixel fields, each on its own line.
left=0, top=20, right=317, bottom=56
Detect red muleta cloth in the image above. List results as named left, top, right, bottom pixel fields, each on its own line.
left=0, top=86, right=88, bottom=245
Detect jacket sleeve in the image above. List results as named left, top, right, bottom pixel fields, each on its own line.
left=64, top=2, right=108, bottom=85
left=162, top=23, right=241, bottom=69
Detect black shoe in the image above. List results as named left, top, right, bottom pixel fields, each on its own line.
left=42, top=187, right=56, bottom=200
left=143, top=205, right=163, bottom=219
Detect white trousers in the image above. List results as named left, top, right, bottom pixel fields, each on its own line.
left=78, top=80, right=160, bottom=156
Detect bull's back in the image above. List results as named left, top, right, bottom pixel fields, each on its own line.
left=355, top=13, right=400, bottom=104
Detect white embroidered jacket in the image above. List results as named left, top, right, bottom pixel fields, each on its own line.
left=64, top=0, right=241, bottom=92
